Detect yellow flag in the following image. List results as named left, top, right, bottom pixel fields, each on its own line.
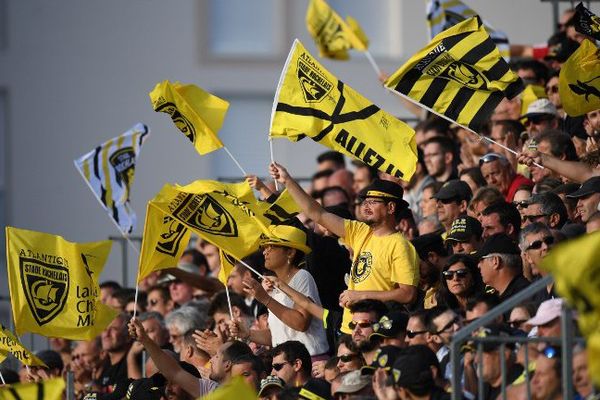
left=137, top=203, right=192, bottom=282
left=5, top=227, right=117, bottom=339
left=559, top=39, right=600, bottom=117
left=0, top=324, right=47, bottom=367
left=271, top=40, right=418, bottom=181
left=385, top=17, right=523, bottom=131
left=0, top=378, right=65, bottom=400
left=200, top=376, right=256, bottom=400
left=149, top=80, right=227, bottom=155
left=520, top=84, right=548, bottom=117
left=305, top=0, right=368, bottom=60
left=218, top=250, right=238, bottom=285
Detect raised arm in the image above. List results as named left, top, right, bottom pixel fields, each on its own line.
left=518, top=150, right=598, bottom=183
left=269, top=162, right=345, bottom=238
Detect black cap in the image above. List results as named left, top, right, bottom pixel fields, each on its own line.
left=391, top=349, right=435, bottom=389
left=566, top=177, right=600, bottom=199
left=35, top=350, right=63, bottom=372
left=411, top=233, right=446, bottom=259
left=370, top=311, right=409, bottom=340
left=299, top=378, right=332, bottom=400
left=359, top=179, right=409, bottom=208
left=361, top=346, right=405, bottom=375
left=551, top=182, right=581, bottom=196
left=472, top=324, right=518, bottom=352
left=475, top=233, right=520, bottom=259
left=126, top=374, right=166, bottom=400
left=446, top=216, right=482, bottom=242
left=433, top=180, right=473, bottom=202
left=258, top=376, right=286, bottom=396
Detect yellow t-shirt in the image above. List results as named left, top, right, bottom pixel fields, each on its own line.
left=340, top=220, right=420, bottom=333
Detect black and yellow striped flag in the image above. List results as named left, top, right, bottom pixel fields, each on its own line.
left=0, top=378, right=65, bottom=400
left=385, top=17, right=523, bottom=131
left=573, top=2, right=600, bottom=41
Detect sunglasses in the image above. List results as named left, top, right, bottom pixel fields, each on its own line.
left=338, top=353, right=359, bottom=363
left=272, top=362, right=290, bottom=371
left=546, top=85, right=559, bottom=94
left=525, top=236, right=554, bottom=251
left=348, top=320, right=374, bottom=330
left=406, top=329, right=427, bottom=339
left=436, top=316, right=460, bottom=335
left=442, top=269, right=469, bottom=280
left=512, top=200, right=529, bottom=209
left=508, top=319, right=528, bottom=329
left=479, top=153, right=506, bottom=166
left=525, top=116, right=553, bottom=126
left=522, top=214, right=549, bottom=223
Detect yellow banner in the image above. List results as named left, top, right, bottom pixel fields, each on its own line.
left=0, top=378, right=65, bottom=400
left=218, top=250, right=238, bottom=285
left=149, top=80, right=227, bottom=155
left=0, top=324, right=47, bottom=367
left=200, top=376, right=256, bottom=400
left=306, top=0, right=368, bottom=59
left=559, top=39, right=600, bottom=117
left=271, top=40, right=417, bottom=181
left=5, top=227, right=117, bottom=340
left=137, top=203, right=192, bottom=282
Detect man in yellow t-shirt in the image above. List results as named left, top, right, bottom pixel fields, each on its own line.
left=269, top=163, right=420, bottom=334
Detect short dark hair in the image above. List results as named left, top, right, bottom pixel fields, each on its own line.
left=352, top=161, right=379, bottom=182
left=349, top=299, right=388, bottom=320
left=422, top=116, right=451, bottom=137
left=223, top=340, right=253, bottom=362
left=527, top=192, right=568, bottom=228
left=147, top=285, right=171, bottom=302
left=182, top=248, right=208, bottom=268
left=466, top=292, right=501, bottom=313
left=423, top=305, right=451, bottom=334
left=312, top=169, right=334, bottom=181
left=231, top=354, right=266, bottom=376
left=537, top=129, right=578, bottom=161
left=516, top=59, right=549, bottom=84
left=317, top=151, right=345, bottom=168
left=422, top=135, right=455, bottom=155
left=492, top=119, right=526, bottom=140
left=272, top=341, right=312, bottom=377
left=110, top=288, right=137, bottom=309
left=481, top=202, right=522, bottom=236
left=459, top=167, right=487, bottom=189
left=208, top=291, right=252, bottom=318
left=99, top=280, right=122, bottom=291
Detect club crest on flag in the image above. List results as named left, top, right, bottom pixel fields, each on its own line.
left=298, top=57, right=333, bottom=103
left=171, top=194, right=238, bottom=237
left=156, top=216, right=188, bottom=257
left=154, top=97, right=197, bottom=143
left=19, top=256, right=69, bottom=326
left=109, top=147, right=137, bottom=187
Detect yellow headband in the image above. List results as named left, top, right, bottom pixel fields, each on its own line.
left=365, top=190, right=399, bottom=200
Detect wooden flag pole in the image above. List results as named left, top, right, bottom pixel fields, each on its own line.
left=385, top=87, right=545, bottom=169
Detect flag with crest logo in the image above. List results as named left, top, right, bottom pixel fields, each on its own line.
left=0, top=324, right=46, bottom=367
left=149, top=80, right=228, bottom=155
left=559, top=39, right=600, bottom=117
left=305, top=0, right=368, bottom=60
left=270, top=40, right=418, bottom=181
left=385, top=17, right=523, bottom=132
left=74, top=123, right=149, bottom=235
left=5, top=227, right=117, bottom=339
left=573, top=2, right=600, bottom=41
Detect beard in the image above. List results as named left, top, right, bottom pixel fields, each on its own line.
left=354, top=336, right=380, bottom=352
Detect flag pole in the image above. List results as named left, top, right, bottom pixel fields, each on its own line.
left=225, top=285, right=234, bottom=321
left=0, top=369, right=5, bottom=385
left=364, top=50, right=383, bottom=79
left=236, top=258, right=265, bottom=280
left=385, top=88, right=545, bottom=169
left=222, top=146, right=247, bottom=177
left=269, top=139, right=279, bottom=191
left=132, top=266, right=141, bottom=319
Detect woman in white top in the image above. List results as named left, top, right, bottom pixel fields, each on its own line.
left=230, top=225, right=329, bottom=358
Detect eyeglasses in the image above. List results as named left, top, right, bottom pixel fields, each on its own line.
left=272, top=362, right=291, bottom=371
left=508, top=319, right=528, bottom=329
left=522, top=214, right=549, bottom=223
left=148, top=299, right=160, bottom=306
left=546, top=85, right=559, bottom=94
left=361, top=199, right=387, bottom=207
left=512, top=200, right=529, bottom=209
left=442, top=269, right=469, bottom=280
left=338, top=353, right=359, bottom=363
left=348, top=320, right=374, bottom=330
left=479, top=153, right=506, bottom=166
left=542, top=346, right=559, bottom=359
left=525, top=236, right=554, bottom=251
left=436, top=316, right=460, bottom=335
left=406, top=329, right=427, bottom=339
left=525, top=116, right=553, bottom=126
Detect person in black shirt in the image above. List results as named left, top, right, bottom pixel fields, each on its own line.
left=98, top=312, right=132, bottom=394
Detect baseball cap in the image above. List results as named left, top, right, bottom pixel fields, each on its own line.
left=358, top=179, right=409, bottom=208
left=35, top=350, right=63, bottom=371
left=411, top=233, right=446, bottom=260
left=475, top=233, right=521, bottom=259
left=361, top=346, right=404, bottom=375
left=391, top=350, right=435, bottom=389
left=521, top=99, right=559, bottom=120
left=299, top=378, right=332, bottom=400
left=125, top=374, right=166, bottom=400
left=334, top=370, right=371, bottom=395
left=370, top=311, right=409, bottom=340
left=472, top=324, right=517, bottom=352
left=258, top=376, right=285, bottom=396
left=446, top=216, right=482, bottom=242
left=566, top=177, right=600, bottom=199
left=526, top=298, right=564, bottom=326
left=433, top=180, right=473, bottom=202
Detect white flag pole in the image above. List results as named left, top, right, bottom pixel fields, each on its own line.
left=225, top=285, right=234, bottom=321
left=269, top=139, right=279, bottom=191
left=222, top=146, right=248, bottom=176
left=364, top=50, right=383, bottom=78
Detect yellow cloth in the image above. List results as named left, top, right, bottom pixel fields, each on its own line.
left=218, top=250, right=238, bottom=286
left=0, top=324, right=47, bottom=367
left=559, top=39, right=600, bottom=117
left=385, top=16, right=522, bottom=132
left=340, top=220, right=419, bottom=333
left=137, top=203, right=192, bottom=282
left=520, top=84, right=548, bottom=117
left=305, top=0, right=368, bottom=59
left=0, top=378, right=65, bottom=400
left=200, top=376, right=256, bottom=400
left=149, top=80, right=227, bottom=155
left=271, top=40, right=418, bottom=181
left=5, top=227, right=116, bottom=340
left=424, top=285, right=439, bottom=309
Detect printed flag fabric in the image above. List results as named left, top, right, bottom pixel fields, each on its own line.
left=74, top=123, right=149, bottom=235
left=137, top=203, right=191, bottom=282
left=573, top=2, right=600, bottom=41
left=559, top=39, right=600, bottom=117
left=305, top=0, right=368, bottom=60
left=218, top=250, right=238, bottom=285
left=385, top=17, right=523, bottom=132
left=0, top=378, right=65, bottom=400
left=541, top=231, right=600, bottom=385
left=270, top=39, right=418, bottom=181
left=0, top=324, right=47, bottom=367
left=149, top=80, right=228, bottom=155
left=426, top=0, right=510, bottom=61
left=5, top=227, right=117, bottom=340
left=200, top=377, right=256, bottom=400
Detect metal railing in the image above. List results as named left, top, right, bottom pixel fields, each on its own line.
left=450, top=275, right=581, bottom=400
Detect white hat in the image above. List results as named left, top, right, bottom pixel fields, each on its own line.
left=526, top=298, right=564, bottom=326
left=522, top=99, right=559, bottom=119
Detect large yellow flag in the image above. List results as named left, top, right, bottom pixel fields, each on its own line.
left=385, top=17, right=523, bottom=132
left=0, top=378, right=65, bottom=400
left=0, top=324, right=46, bottom=367
left=270, top=40, right=418, bottom=181
left=218, top=250, right=238, bottom=286
left=305, top=0, right=368, bottom=60
left=200, top=376, right=256, bottom=400
left=149, top=80, right=228, bottom=155
left=137, top=203, right=192, bottom=282
left=5, top=227, right=117, bottom=339
left=541, top=231, right=600, bottom=384
left=559, top=39, right=600, bottom=117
